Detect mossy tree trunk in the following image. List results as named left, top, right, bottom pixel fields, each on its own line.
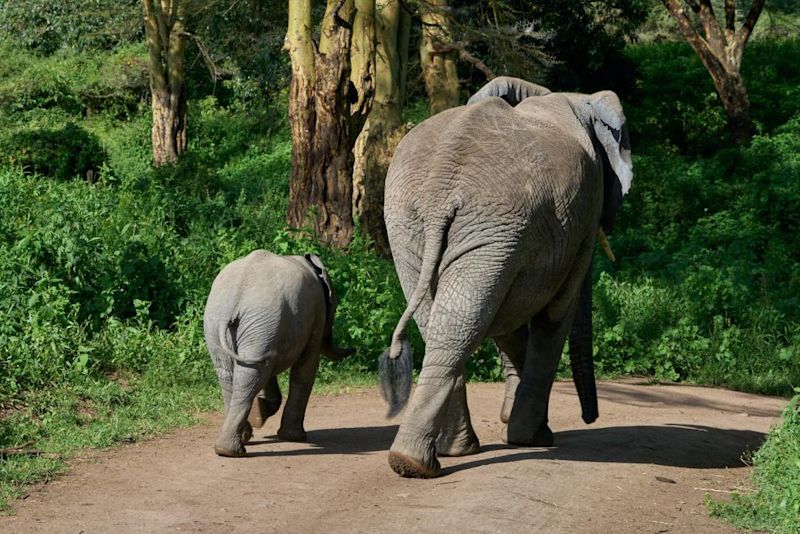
left=142, top=0, right=188, bottom=166
left=353, top=0, right=410, bottom=255
left=419, top=0, right=460, bottom=116
left=285, top=0, right=375, bottom=249
left=662, top=0, right=766, bottom=144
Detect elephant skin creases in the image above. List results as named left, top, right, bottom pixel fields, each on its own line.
left=204, top=250, right=355, bottom=457
left=381, top=76, right=632, bottom=478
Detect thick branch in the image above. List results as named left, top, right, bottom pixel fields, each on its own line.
left=696, top=0, right=725, bottom=54
left=661, top=0, right=713, bottom=58
left=431, top=42, right=495, bottom=80
left=724, top=0, right=736, bottom=40
left=143, top=0, right=167, bottom=91
left=736, top=0, right=766, bottom=49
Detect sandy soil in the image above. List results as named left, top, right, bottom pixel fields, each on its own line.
left=1, top=381, right=787, bottom=533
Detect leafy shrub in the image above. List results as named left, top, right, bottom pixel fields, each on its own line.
left=0, top=122, right=106, bottom=180
left=0, top=1, right=141, bottom=54
left=624, top=39, right=800, bottom=155
left=712, top=393, right=800, bottom=533
left=0, top=40, right=149, bottom=119
left=596, top=113, right=800, bottom=394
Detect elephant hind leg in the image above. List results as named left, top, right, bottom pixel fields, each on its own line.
left=278, top=344, right=322, bottom=443
left=389, top=255, right=514, bottom=477
left=215, top=359, right=269, bottom=457
left=207, top=337, right=234, bottom=415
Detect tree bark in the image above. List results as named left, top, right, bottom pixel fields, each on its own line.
left=285, top=0, right=375, bottom=248
left=286, top=0, right=316, bottom=229
left=353, top=0, right=409, bottom=254
left=143, top=0, right=188, bottom=166
left=661, top=0, right=765, bottom=143
left=419, top=0, right=460, bottom=115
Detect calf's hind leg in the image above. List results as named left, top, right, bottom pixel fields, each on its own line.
left=214, top=359, right=269, bottom=457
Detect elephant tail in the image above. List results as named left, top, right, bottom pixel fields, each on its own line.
left=378, top=214, right=450, bottom=418
left=388, top=215, right=449, bottom=360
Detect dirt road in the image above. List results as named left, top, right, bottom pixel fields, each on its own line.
left=2, top=381, right=786, bottom=533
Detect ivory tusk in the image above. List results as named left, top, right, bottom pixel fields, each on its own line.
left=596, top=228, right=616, bottom=262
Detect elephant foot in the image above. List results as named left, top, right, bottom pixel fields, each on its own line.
left=388, top=431, right=441, bottom=478
left=249, top=395, right=281, bottom=429
left=214, top=445, right=246, bottom=457
left=214, top=429, right=247, bottom=457
left=435, top=429, right=481, bottom=457
left=277, top=426, right=307, bottom=442
left=388, top=451, right=441, bottom=479
left=503, top=422, right=554, bottom=447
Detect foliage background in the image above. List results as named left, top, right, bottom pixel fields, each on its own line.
left=0, top=1, right=798, bottom=526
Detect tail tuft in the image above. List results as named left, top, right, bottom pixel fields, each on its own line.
left=378, top=340, right=413, bottom=418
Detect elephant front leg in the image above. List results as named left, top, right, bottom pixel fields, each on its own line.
left=435, top=372, right=480, bottom=457
left=505, top=308, right=576, bottom=447
left=277, top=351, right=320, bottom=442
left=214, top=360, right=268, bottom=457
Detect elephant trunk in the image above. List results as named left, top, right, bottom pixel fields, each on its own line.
left=569, top=266, right=599, bottom=424
left=321, top=342, right=355, bottom=361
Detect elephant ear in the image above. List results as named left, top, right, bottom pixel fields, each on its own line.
left=304, top=253, right=335, bottom=325
left=467, top=76, right=552, bottom=107
left=304, top=254, right=355, bottom=361
left=589, top=91, right=633, bottom=233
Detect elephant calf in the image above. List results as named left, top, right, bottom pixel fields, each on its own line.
left=204, top=250, right=354, bottom=457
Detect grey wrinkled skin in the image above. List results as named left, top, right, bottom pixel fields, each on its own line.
left=380, top=77, right=632, bottom=478
left=204, top=250, right=354, bottom=457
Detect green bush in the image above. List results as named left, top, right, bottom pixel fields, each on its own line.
left=0, top=40, right=148, bottom=119
left=624, top=39, right=800, bottom=155
left=594, top=114, right=800, bottom=394
left=0, top=1, right=141, bottom=54
left=712, top=393, right=800, bottom=533
left=0, top=121, right=106, bottom=180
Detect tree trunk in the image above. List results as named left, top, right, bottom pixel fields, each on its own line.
left=711, top=67, right=755, bottom=143
left=285, top=0, right=375, bottom=248
left=143, top=0, right=188, bottom=167
left=286, top=0, right=316, bottom=228
left=686, top=43, right=756, bottom=144
left=150, top=89, right=187, bottom=166
left=353, top=0, right=409, bottom=254
left=419, top=0, right=460, bottom=115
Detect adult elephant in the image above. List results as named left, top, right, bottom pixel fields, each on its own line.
left=379, top=77, right=632, bottom=478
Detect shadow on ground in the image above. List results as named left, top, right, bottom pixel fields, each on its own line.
left=596, top=383, right=782, bottom=417
left=445, top=424, right=766, bottom=474
left=245, top=425, right=398, bottom=457
left=243, top=422, right=763, bottom=474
